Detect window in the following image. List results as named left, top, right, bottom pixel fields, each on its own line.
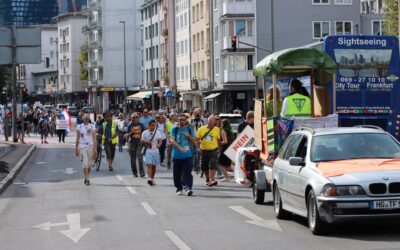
left=201, top=31, right=204, bottom=49
left=236, top=20, right=246, bottom=36
left=185, top=40, right=188, bottom=54
left=247, top=20, right=253, bottom=36
left=192, top=35, right=196, bottom=51
left=228, top=20, right=234, bottom=36
left=155, top=23, right=158, bottom=36
left=313, top=21, right=330, bottom=39
left=312, top=0, right=329, bottom=4
left=214, top=25, right=219, bottom=42
left=247, top=55, right=253, bottom=70
left=335, top=21, right=352, bottom=35
left=192, top=6, right=196, bottom=23
left=200, top=1, right=204, bottom=18
left=372, top=20, right=383, bottom=35
left=215, top=57, right=220, bottom=75
left=155, top=45, right=158, bottom=59
left=334, top=0, right=352, bottom=4
left=50, top=37, right=54, bottom=45
left=283, top=135, right=303, bottom=160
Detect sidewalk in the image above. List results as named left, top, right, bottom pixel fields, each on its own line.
left=0, top=142, right=35, bottom=194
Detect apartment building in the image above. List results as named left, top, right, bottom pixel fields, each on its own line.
left=175, top=0, right=192, bottom=109
left=360, top=0, right=384, bottom=35
left=57, top=12, right=86, bottom=104
left=20, top=24, right=58, bottom=99
left=82, top=0, right=141, bottom=113
left=190, top=0, right=211, bottom=108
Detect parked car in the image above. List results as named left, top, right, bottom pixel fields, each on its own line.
left=219, top=113, right=244, bottom=135
left=271, top=126, right=400, bottom=235
left=56, top=103, right=68, bottom=111
left=67, top=106, right=79, bottom=117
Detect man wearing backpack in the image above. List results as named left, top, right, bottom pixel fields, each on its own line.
left=101, top=113, right=119, bottom=171
left=170, top=113, right=196, bottom=196
left=38, top=113, right=50, bottom=144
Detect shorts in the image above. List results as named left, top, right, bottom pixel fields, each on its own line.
left=201, top=149, right=218, bottom=171
left=144, top=151, right=160, bottom=166
left=104, top=143, right=116, bottom=160
left=80, top=147, right=94, bottom=169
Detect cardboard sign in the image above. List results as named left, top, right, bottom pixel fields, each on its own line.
left=56, top=120, right=69, bottom=130
left=224, top=125, right=255, bottom=162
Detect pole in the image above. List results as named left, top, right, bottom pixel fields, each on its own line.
left=11, top=26, right=18, bottom=142
left=120, top=21, right=127, bottom=114
left=150, top=2, right=155, bottom=111
left=209, top=0, right=215, bottom=111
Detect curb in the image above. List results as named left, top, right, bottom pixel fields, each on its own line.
left=0, top=144, right=36, bottom=195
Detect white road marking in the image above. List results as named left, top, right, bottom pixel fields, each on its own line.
left=229, top=206, right=282, bottom=232
left=52, top=168, right=77, bottom=175
left=229, top=206, right=263, bottom=221
left=164, top=230, right=191, bottom=250
left=0, top=198, right=9, bottom=214
left=33, top=213, right=91, bottom=243
left=36, top=161, right=48, bottom=165
left=141, top=202, right=157, bottom=216
left=126, top=186, right=137, bottom=195
left=116, top=175, right=124, bottom=181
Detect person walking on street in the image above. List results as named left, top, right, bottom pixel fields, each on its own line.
left=75, top=114, right=97, bottom=185
left=170, top=113, right=196, bottom=196
left=101, top=113, right=119, bottom=171
left=126, top=113, right=146, bottom=177
left=55, top=113, right=66, bottom=143
left=139, top=109, right=154, bottom=128
left=38, top=113, right=50, bottom=144
left=237, top=111, right=254, bottom=136
left=156, top=114, right=168, bottom=166
left=219, top=119, right=235, bottom=182
left=196, top=115, right=221, bottom=187
left=166, top=112, right=178, bottom=169
left=117, top=113, right=127, bottom=152
left=141, top=120, right=162, bottom=186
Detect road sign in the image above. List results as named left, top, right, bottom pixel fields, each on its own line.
left=166, top=91, right=173, bottom=98
left=33, top=213, right=91, bottom=244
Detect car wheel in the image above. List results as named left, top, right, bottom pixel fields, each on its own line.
left=252, top=180, right=265, bottom=204
left=307, top=190, right=326, bottom=235
left=273, top=183, right=289, bottom=219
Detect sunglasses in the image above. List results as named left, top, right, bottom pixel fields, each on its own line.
left=132, top=116, right=139, bottom=119
left=179, top=118, right=186, bottom=121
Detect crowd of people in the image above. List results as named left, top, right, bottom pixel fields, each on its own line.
left=75, top=107, right=255, bottom=197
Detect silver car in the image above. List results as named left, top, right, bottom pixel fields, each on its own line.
left=272, top=127, right=400, bottom=235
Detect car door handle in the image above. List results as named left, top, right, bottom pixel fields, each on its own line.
left=288, top=170, right=292, bottom=174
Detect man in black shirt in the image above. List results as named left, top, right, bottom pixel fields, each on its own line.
left=126, top=113, right=146, bottom=177
left=237, top=111, right=254, bottom=136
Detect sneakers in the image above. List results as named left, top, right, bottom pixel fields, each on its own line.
left=177, top=190, right=183, bottom=195
left=84, top=178, right=90, bottom=185
left=147, top=179, right=156, bottom=186
left=207, top=180, right=218, bottom=186
left=186, top=190, right=193, bottom=196
left=221, top=177, right=232, bottom=182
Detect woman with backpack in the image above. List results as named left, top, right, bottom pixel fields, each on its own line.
left=218, top=119, right=235, bottom=182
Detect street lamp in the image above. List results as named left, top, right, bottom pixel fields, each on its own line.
left=119, top=20, right=128, bottom=114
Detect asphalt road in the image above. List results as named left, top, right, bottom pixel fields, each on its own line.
left=0, top=135, right=400, bottom=250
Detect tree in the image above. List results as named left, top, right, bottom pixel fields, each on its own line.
left=78, top=43, right=88, bottom=81
left=383, top=0, right=399, bottom=35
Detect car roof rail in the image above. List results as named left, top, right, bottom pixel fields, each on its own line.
left=295, top=127, right=315, bottom=134
left=353, top=125, right=384, bottom=131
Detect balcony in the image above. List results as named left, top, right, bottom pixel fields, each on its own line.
left=199, top=80, right=211, bottom=91
left=90, top=21, right=102, bottom=31
left=223, top=70, right=253, bottom=84
left=221, top=1, right=255, bottom=17
left=162, top=28, right=168, bottom=36
left=82, top=25, right=90, bottom=33
left=88, top=40, right=102, bottom=50
left=83, top=62, right=89, bottom=69
left=89, top=0, right=102, bottom=11
left=222, top=36, right=255, bottom=51
left=81, top=5, right=90, bottom=15
left=81, top=44, right=89, bottom=51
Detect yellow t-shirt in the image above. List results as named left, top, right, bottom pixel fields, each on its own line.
left=197, top=126, right=220, bottom=150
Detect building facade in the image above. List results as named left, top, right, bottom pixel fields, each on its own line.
left=19, top=24, right=58, bottom=103
left=83, top=0, right=142, bottom=113
left=360, top=0, right=384, bottom=35
left=0, top=0, right=58, bottom=27
left=57, top=12, right=86, bottom=104
left=190, top=0, right=211, bottom=108
left=58, top=0, right=86, bottom=14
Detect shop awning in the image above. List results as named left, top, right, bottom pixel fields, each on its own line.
left=126, top=91, right=152, bottom=100
left=203, top=93, right=221, bottom=100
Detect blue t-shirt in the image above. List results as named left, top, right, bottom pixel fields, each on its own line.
left=171, top=126, right=194, bottom=160
left=139, top=116, right=154, bottom=128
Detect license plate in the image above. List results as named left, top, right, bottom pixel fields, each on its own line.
left=370, top=200, right=400, bottom=210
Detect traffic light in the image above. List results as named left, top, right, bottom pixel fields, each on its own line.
left=231, top=36, right=237, bottom=52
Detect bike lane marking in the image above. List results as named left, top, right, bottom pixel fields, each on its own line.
left=141, top=202, right=157, bottom=216
left=164, top=230, right=191, bottom=250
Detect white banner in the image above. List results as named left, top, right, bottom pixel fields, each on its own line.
left=224, top=125, right=255, bottom=162
left=56, top=120, right=69, bottom=130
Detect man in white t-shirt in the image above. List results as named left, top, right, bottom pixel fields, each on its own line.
left=75, top=114, right=97, bottom=185
left=141, top=120, right=162, bottom=186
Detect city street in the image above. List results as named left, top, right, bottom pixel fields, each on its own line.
left=0, top=132, right=399, bottom=250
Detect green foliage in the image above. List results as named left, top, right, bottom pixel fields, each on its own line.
left=383, top=0, right=399, bottom=35
left=79, top=43, right=88, bottom=81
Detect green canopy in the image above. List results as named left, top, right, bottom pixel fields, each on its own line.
left=253, top=47, right=337, bottom=86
